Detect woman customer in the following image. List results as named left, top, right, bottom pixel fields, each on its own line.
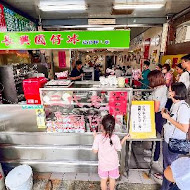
left=144, top=70, right=168, bottom=163
left=162, top=64, right=173, bottom=87
left=115, top=66, right=123, bottom=78
left=155, top=63, right=162, bottom=71
left=175, top=63, right=185, bottom=82
left=126, top=66, right=132, bottom=76
left=176, top=63, right=190, bottom=90
left=162, top=64, right=174, bottom=111
left=161, top=82, right=190, bottom=190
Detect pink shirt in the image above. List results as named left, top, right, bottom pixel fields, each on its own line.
left=165, top=72, right=173, bottom=87
left=92, top=134, right=122, bottom=171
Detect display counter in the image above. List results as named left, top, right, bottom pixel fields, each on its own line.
left=40, top=81, right=132, bottom=134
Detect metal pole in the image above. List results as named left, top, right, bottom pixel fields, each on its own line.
left=51, top=51, right=55, bottom=80
left=126, top=140, right=132, bottom=177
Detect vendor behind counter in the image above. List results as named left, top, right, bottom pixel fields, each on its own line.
left=69, top=61, right=84, bottom=81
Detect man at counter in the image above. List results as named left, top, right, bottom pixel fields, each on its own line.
left=70, top=60, right=84, bottom=81
left=140, top=61, right=151, bottom=89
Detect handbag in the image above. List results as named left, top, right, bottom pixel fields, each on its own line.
left=168, top=102, right=190, bottom=155
left=168, top=138, right=190, bottom=154
left=169, top=183, right=180, bottom=190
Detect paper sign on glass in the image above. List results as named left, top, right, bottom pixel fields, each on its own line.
left=35, top=108, right=46, bottom=129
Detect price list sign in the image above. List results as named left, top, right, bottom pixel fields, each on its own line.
left=130, top=101, right=156, bottom=139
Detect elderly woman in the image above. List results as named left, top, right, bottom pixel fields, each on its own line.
left=161, top=82, right=190, bottom=190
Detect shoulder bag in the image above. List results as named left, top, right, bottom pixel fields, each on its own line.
left=168, top=103, right=190, bottom=155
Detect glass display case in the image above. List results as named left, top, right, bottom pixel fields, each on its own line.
left=40, top=81, right=133, bottom=134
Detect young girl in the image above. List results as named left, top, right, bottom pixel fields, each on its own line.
left=92, top=114, right=130, bottom=190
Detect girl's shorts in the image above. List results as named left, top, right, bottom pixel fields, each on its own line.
left=98, top=168, right=120, bottom=179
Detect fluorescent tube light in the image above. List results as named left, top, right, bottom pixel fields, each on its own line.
left=39, top=5, right=87, bottom=11
left=87, top=27, right=114, bottom=31
left=114, top=4, right=164, bottom=9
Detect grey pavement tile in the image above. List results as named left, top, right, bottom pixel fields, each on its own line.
left=50, top=173, right=64, bottom=180
left=63, top=172, right=77, bottom=181
left=75, top=173, right=89, bottom=181
left=127, top=170, right=142, bottom=184
left=120, top=173, right=129, bottom=183
left=89, top=173, right=100, bottom=181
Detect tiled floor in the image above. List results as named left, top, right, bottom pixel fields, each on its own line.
left=33, top=171, right=161, bottom=190
left=32, top=141, right=162, bottom=189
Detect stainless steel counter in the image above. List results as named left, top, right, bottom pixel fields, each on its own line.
left=0, top=104, right=126, bottom=173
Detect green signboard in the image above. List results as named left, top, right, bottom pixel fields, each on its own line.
left=0, top=30, right=130, bottom=50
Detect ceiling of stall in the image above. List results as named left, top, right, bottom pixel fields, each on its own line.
left=1, top=0, right=190, bottom=38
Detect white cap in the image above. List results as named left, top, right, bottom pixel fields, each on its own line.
left=171, top=157, right=190, bottom=190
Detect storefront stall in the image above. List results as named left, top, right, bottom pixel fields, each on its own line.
left=0, top=30, right=162, bottom=178
left=0, top=30, right=134, bottom=175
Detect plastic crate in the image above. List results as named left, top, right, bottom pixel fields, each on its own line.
left=23, top=77, right=47, bottom=104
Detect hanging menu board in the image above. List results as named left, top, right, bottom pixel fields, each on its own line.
left=3, top=6, right=36, bottom=32
left=130, top=101, right=156, bottom=139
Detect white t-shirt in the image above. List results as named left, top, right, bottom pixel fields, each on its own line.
left=148, top=85, right=168, bottom=112
left=179, top=71, right=190, bottom=89
left=164, top=100, right=190, bottom=143
left=126, top=68, right=132, bottom=75
left=115, top=69, right=123, bottom=78
left=171, top=157, right=190, bottom=190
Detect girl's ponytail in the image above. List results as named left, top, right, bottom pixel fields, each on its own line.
left=102, top=114, right=115, bottom=146
left=109, top=132, right=113, bottom=146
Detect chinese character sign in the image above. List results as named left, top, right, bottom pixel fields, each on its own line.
left=0, top=30, right=130, bottom=49
left=131, top=105, right=151, bottom=132
left=58, top=51, right=66, bottom=68
left=109, top=91, right=127, bottom=116
left=130, top=101, right=156, bottom=139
